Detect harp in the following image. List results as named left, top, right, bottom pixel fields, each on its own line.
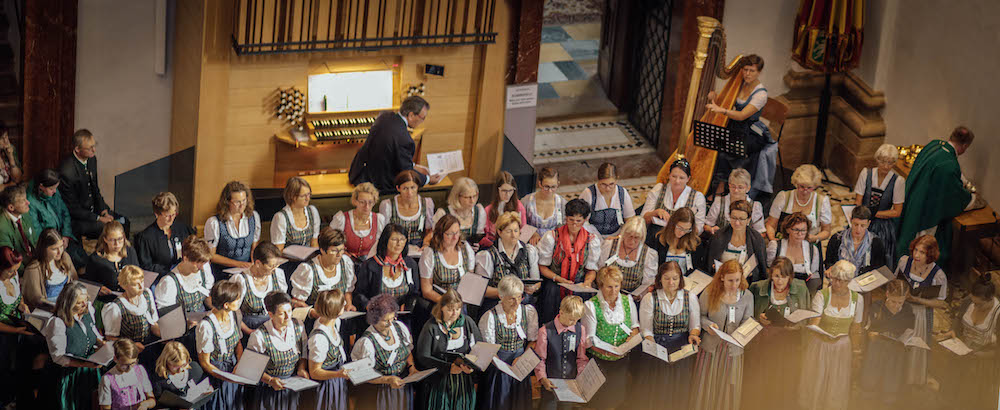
left=656, top=16, right=751, bottom=194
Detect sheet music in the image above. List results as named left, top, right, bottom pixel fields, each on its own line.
left=401, top=368, right=437, bottom=384
left=340, top=311, right=366, bottom=320
left=464, top=343, right=500, bottom=371
left=283, top=245, right=319, bottom=261
left=741, top=257, right=757, bottom=278
left=591, top=334, right=641, bottom=357
left=684, top=270, right=712, bottom=296
left=291, top=307, right=312, bottom=322
left=427, top=150, right=465, bottom=176
left=574, top=358, right=606, bottom=402
left=939, top=337, right=972, bottom=356
left=550, top=378, right=585, bottom=403
left=713, top=327, right=742, bottom=347
left=667, top=343, right=698, bottom=362
left=282, top=376, right=320, bottom=391
left=78, top=279, right=102, bottom=302
left=518, top=224, right=538, bottom=243
left=158, top=306, right=187, bottom=341
left=558, top=282, right=598, bottom=294
left=806, top=324, right=848, bottom=339
left=343, top=358, right=382, bottom=385
left=651, top=217, right=668, bottom=227
left=216, top=350, right=269, bottom=385
left=490, top=349, right=539, bottom=382
left=849, top=266, right=892, bottom=293
left=143, top=270, right=159, bottom=289
left=70, top=343, right=115, bottom=366
left=184, top=378, right=212, bottom=401
left=641, top=339, right=672, bottom=363
left=457, top=273, right=489, bottom=306
left=731, top=318, right=762, bottom=347
left=784, top=309, right=820, bottom=323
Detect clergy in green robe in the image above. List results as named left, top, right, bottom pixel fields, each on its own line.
left=896, top=127, right=976, bottom=264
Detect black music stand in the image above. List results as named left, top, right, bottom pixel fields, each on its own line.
left=693, top=120, right=746, bottom=158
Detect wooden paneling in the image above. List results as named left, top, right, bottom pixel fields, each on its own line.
left=184, top=0, right=512, bottom=225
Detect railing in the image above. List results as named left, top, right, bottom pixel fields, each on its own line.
left=232, top=0, right=498, bottom=55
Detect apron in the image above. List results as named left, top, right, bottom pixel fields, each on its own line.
left=588, top=185, right=627, bottom=236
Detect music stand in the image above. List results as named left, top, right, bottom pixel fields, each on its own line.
left=693, top=121, right=746, bottom=157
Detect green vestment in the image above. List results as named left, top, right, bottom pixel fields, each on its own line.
left=896, top=140, right=971, bottom=264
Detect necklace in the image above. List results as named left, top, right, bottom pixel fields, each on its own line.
left=794, top=191, right=812, bottom=208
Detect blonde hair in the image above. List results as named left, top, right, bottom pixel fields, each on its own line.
left=113, top=339, right=138, bottom=362
left=596, top=266, right=623, bottom=287
left=497, top=275, right=524, bottom=298
left=874, top=144, right=899, bottom=164
left=827, top=260, right=857, bottom=281
left=791, top=164, right=822, bottom=187
left=494, top=212, right=521, bottom=235
left=117, top=265, right=145, bottom=289
left=352, top=182, right=379, bottom=203
left=620, top=215, right=646, bottom=239
left=155, top=341, right=192, bottom=378
left=447, top=177, right=479, bottom=209
left=559, top=296, right=585, bottom=320
left=729, top=168, right=752, bottom=187
left=152, top=192, right=179, bottom=215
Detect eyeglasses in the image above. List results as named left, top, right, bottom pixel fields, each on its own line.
left=498, top=188, right=515, bottom=195
left=296, top=193, right=312, bottom=199
left=541, top=184, right=558, bottom=191
left=796, top=185, right=818, bottom=192
left=597, top=182, right=616, bottom=190
left=389, top=236, right=408, bottom=243
left=730, top=216, right=750, bottom=222
left=789, top=228, right=808, bottom=233
left=355, top=199, right=375, bottom=206
left=675, top=226, right=693, bottom=234
left=444, top=230, right=461, bottom=238
left=231, top=199, right=248, bottom=206
left=107, top=237, right=125, bottom=244
left=327, top=247, right=346, bottom=255
left=459, top=194, right=478, bottom=200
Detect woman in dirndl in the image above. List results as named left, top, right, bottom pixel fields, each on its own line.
left=204, top=181, right=261, bottom=281
left=742, top=257, right=810, bottom=409
left=379, top=170, right=435, bottom=253
left=766, top=212, right=822, bottom=293
left=39, top=282, right=104, bottom=410
left=704, top=168, right=766, bottom=236
left=579, top=163, right=635, bottom=239
left=647, top=207, right=700, bottom=275
left=599, top=216, right=658, bottom=296
left=765, top=164, right=833, bottom=249
left=351, top=294, right=418, bottom=410
left=582, top=266, right=640, bottom=409
left=330, top=182, right=386, bottom=261
left=415, top=289, right=483, bottom=409
left=303, top=289, right=350, bottom=410
left=195, top=280, right=246, bottom=410
left=635, top=261, right=701, bottom=409
left=245, top=292, right=308, bottom=409
left=235, top=241, right=288, bottom=343
left=690, top=259, right=753, bottom=410
left=521, top=167, right=566, bottom=245
left=895, top=235, right=948, bottom=388
left=477, top=276, right=539, bottom=410
left=858, top=279, right=914, bottom=407
left=475, top=211, right=541, bottom=316
left=798, top=261, right=864, bottom=410
left=101, top=265, right=162, bottom=371
left=937, top=273, right=1000, bottom=410
left=641, top=159, right=707, bottom=237
left=853, top=143, right=905, bottom=270
left=0, top=247, right=45, bottom=407
left=432, top=177, right=487, bottom=246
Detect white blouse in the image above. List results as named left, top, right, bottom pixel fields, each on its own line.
left=419, top=242, right=476, bottom=280
left=329, top=210, right=387, bottom=241
left=582, top=292, right=639, bottom=343
left=204, top=211, right=262, bottom=248
left=42, top=305, right=103, bottom=366
left=478, top=304, right=539, bottom=343
left=237, top=270, right=290, bottom=304
left=705, top=195, right=766, bottom=234
left=432, top=205, right=487, bottom=235
left=768, top=191, right=833, bottom=235
left=196, top=311, right=238, bottom=355
left=307, top=320, right=345, bottom=364
left=154, top=265, right=215, bottom=310
left=290, top=255, right=356, bottom=301
left=641, top=184, right=707, bottom=234
left=351, top=321, right=412, bottom=371
left=894, top=256, right=948, bottom=301
left=578, top=185, right=636, bottom=235
left=270, top=205, right=322, bottom=245
left=811, top=291, right=864, bottom=323
left=98, top=365, right=153, bottom=406
left=46, top=259, right=68, bottom=286
left=852, top=168, right=906, bottom=204
left=766, top=239, right=821, bottom=279
left=598, top=239, right=659, bottom=286
left=379, top=197, right=435, bottom=228
left=248, top=320, right=306, bottom=355
left=639, top=289, right=701, bottom=337
left=474, top=240, right=541, bottom=280
left=536, top=230, right=602, bottom=270
left=102, top=289, right=160, bottom=337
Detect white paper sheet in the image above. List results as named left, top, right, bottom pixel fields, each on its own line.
left=550, top=359, right=605, bottom=403
left=158, top=306, right=187, bottom=341
left=939, top=337, right=972, bottom=356
left=591, top=334, right=641, bottom=357
left=70, top=342, right=115, bottom=366
left=142, top=270, right=159, bottom=289
left=651, top=217, right=668, bottom=227
left=784, top=309, right=820, bottom=323
left=283, top=245, right=320, bottom=261
left=78, top=279, right=102, bottom=302
left=223, top=267, right=244, bottom=276
left=401, top=368, right=437, bottom=384
left=629, top=280, right=654, bottom=297
left=668, top=343, right=698, bottom=362
left=490, top=349, right=539, bottom=382
left=558, top=282, right=598, bottom=294
left=339, top=311, right=366, bottom=320
left=216, top=349, right=269, bottom=385
left=684, top=270, right=712, bottom=296
left=741, top=257, right=758, bottom=278
left=291, top=307, right=312, bottom=322
left=518, top=224, right=538, bottom=243
left=463, top=342, right=500, bottom=371
left=457, top=273, right=489, bottom=306
left=282, top=376, right=320, bottom=391
left=427, top=150, right=465, bottom=176
left=849, top=266, right=893, bottom=293
left=343, top=357, right=382, bottom=385
left=841, top=205, right=857, bottom=226
left=550, top=378, right=585, bottom=403
left=184, top=378, right=212, bottom=401
left=731, top=318, right=762, bottom=346
left=641, top=339, right=672, bottom=363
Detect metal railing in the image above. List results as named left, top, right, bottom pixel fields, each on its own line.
left=232, top=0, right=498, bottom=55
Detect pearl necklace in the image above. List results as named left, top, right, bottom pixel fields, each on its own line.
left=794, top=191, right=812, bottom=208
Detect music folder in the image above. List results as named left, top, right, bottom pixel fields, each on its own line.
left=550, top=359, right=606, bottom=403
left=214, top=349, right=270, bottom=385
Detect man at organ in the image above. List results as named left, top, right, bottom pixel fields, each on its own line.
left=349, top=96, right=444, bottom=194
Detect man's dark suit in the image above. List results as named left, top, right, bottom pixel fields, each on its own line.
left=58, top=155, right=129, bottom=239
left=349, top=111, right=427, bottom=194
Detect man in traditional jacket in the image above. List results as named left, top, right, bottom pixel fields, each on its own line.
left=349, top=96, right=443, bottom=194
left=896, top=126, right=977, bottom=264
